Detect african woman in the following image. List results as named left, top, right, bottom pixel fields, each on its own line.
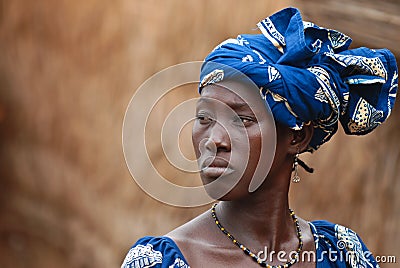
left=122, top=7, right=398, bottom=268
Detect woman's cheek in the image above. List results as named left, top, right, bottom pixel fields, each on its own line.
left=192, top=125, right=205, bottom=158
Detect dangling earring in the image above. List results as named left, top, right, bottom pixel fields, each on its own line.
left=292, top=149, right=300, bottom=183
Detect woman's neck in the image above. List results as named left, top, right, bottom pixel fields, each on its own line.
left=215, top=164, right=296, bottom=252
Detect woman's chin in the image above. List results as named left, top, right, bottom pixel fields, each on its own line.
left=203, top=186, right=241, bottom=201
left=201, top=177, right=242, bottom=201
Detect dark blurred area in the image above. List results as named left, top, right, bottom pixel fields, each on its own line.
left=0, top=1, right=398, bottom=267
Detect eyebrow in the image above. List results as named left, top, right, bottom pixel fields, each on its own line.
left=197, top=98, right=249, bottom=110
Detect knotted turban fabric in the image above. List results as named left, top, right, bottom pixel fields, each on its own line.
left=199, top=7, right=398, bottom=151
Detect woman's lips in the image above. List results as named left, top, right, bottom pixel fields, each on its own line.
left=200, top=157, right=234, bottom=178
left=201, top=166, right=235, bottom=178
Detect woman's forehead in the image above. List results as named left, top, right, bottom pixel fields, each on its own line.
left=199, top=82, right=265, bottom=111
left=200, top=86, right=246, bottom=106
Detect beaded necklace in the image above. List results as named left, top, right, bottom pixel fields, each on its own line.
left=211, top=203, right=303, bottom=268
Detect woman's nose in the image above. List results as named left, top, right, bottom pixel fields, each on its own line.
left=205, top=121, right=231, bottom=152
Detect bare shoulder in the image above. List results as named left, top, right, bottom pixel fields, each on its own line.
left=297, top=216, right=317, bottom=253
left=166, top=209, right=214, bottom=246
left=165, top=209, right=232, bottom=266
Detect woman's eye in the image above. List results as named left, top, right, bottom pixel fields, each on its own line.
left=234, top=116, right=254, bottom=125
left=240, top=117, right=252, bottom=123
left=196, top=114, right=213, bottom=124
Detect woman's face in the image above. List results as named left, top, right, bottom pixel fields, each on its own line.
left=192, top=80, right=276, bottom=200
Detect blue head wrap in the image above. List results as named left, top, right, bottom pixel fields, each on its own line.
left=199, top=7, right=398, bottom=151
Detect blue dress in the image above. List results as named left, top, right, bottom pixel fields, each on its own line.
left=121, top=220, right=379, bottom=268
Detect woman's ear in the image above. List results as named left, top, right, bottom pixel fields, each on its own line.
left=288, top=123, right=314, bottom=154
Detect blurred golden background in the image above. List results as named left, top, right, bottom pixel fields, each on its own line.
left=0, top=0, right=399, bottom=267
